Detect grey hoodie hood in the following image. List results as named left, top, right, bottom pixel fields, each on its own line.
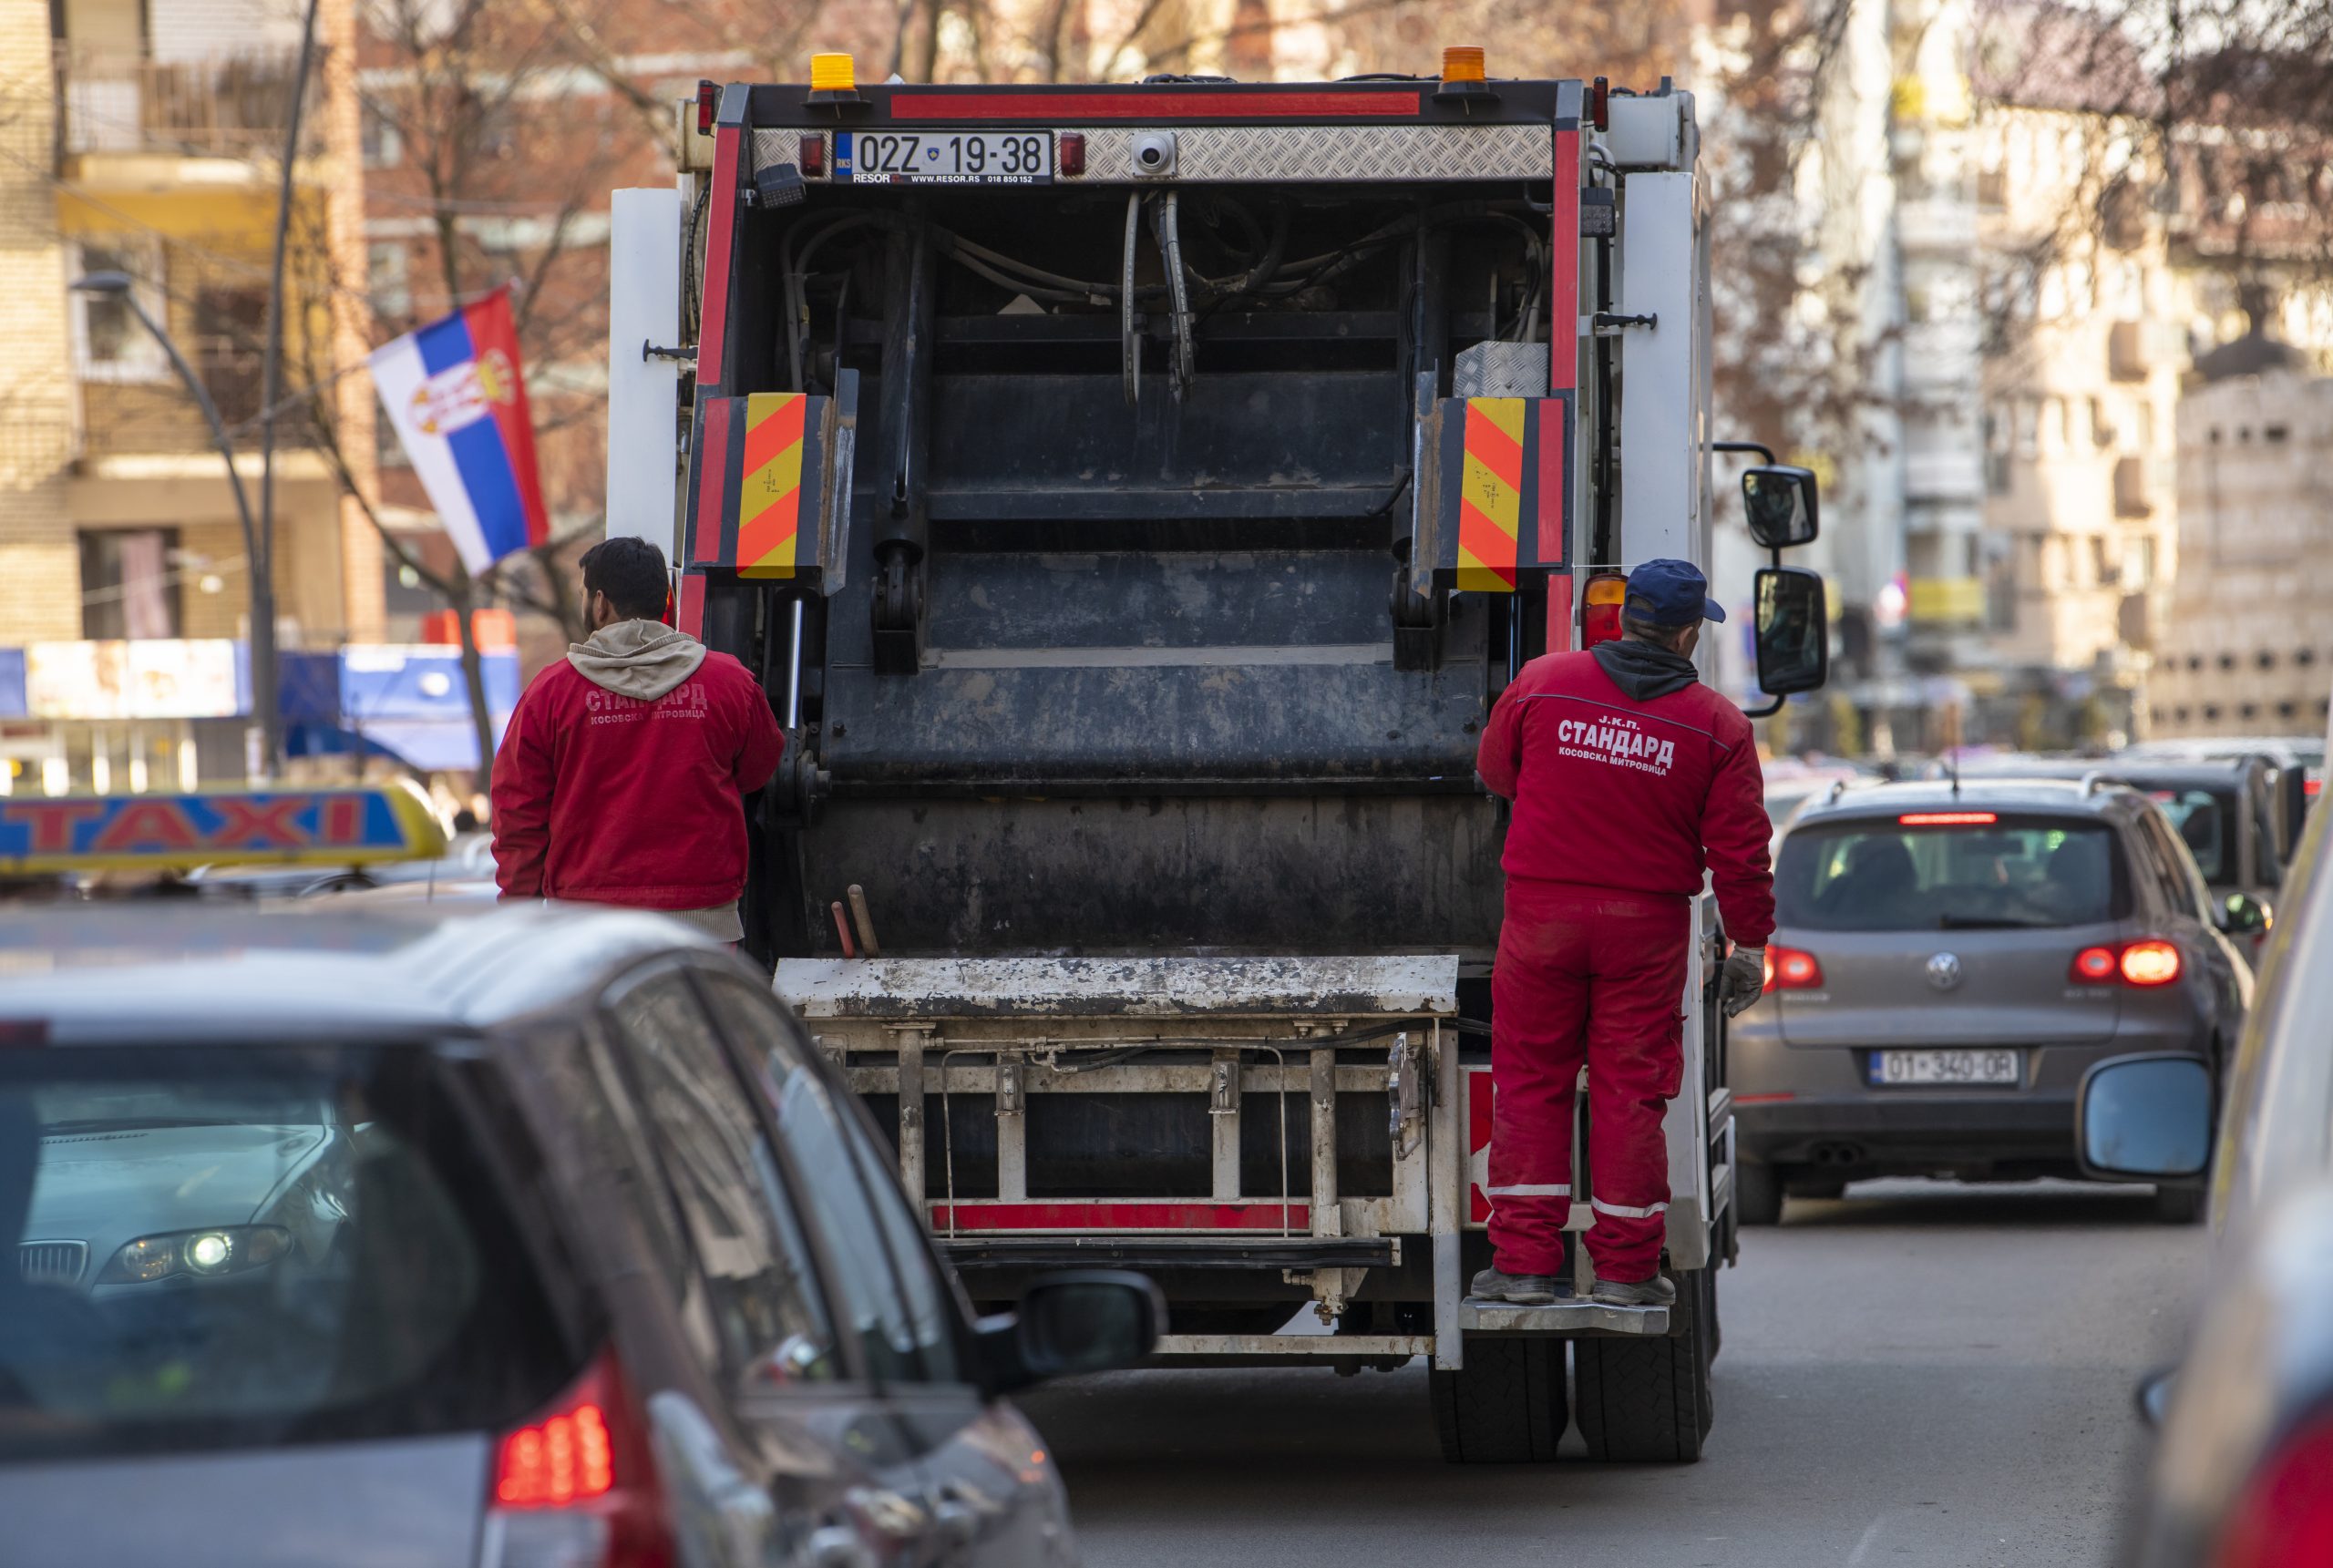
left=567, top=620, right=707, bottom=702
left=1591, top=637, right=1701, bottom=702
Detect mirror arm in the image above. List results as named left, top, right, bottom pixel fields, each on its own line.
left=1741, top=694, right=1784, bottom=720
left=1714, top=439, right=1778, bottom=466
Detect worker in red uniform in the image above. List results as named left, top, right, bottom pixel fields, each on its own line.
left=1470, top=559, right=1773, bottom=1307
left=491, top=537, right=784, bottom=943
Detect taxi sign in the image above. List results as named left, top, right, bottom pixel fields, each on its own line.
left=0, top=782, right=449, bottom=875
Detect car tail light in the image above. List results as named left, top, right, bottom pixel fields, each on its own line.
left=1764, top=945, right=1823, bottom=991
left=1582, top=571, right=1626, bottom=648
left=2070, top=946, right=2119, bottom=984
left=1058, top=131, right=1085, bottom=176
left=2120, top=939, right=2183, bottom=987
left=1898, top=811, right=1998, bottom=825
left=2209, top=1411, right=2333, bottom=1568
left=2069, top=940, right=2184, bottom=987
left=797, top=134, right=825, bottom=177
left=489, top=1351, right=670, bottom=1568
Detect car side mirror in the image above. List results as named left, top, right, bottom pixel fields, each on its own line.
left=2218, top=893, right=2271, bottom=937
left=2076, top=1054, right=2213, bottom=1181
left=1742, top=465, right=1820, bottom=548
left=973, top=1270, right=1164, bottom=1397
left=1753, top=567, right=1830, bottom=699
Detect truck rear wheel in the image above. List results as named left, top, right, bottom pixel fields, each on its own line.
left=1574, top=1270, right=1713, bottom=1463
left=1429, top=1338, right=1567, bottom=1463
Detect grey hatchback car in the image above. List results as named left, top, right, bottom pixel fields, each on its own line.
left=1731, top=778, right=2252, bottom=1225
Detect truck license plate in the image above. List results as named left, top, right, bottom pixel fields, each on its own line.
left=1868, top=1049, right=2021, bottom=1087
left=839, top=130, right=1053, bottom=185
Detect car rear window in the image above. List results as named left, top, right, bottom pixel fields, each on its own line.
left=0, top=1043, right=579, bottom=1462
left=1776, top=815, right=2132, bottom=931
left=2148, top=789, right=2234, bottom=883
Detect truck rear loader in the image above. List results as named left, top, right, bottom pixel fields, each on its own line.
left=611, top=50, right=1832, bottom=1464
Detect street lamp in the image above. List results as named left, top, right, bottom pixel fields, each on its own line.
left=71, top=271, right=279, bottom=779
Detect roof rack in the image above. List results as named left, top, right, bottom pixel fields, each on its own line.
left=2078, top=770, right=2128, bottom=795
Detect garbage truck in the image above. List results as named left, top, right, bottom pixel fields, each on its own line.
left=614, top=49, right=1833, bottom=1464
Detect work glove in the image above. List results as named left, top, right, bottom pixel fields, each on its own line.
left=1720, top=946, right=1767, bottom=1018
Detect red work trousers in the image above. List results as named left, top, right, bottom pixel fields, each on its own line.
left=1486, top=877, right=1690, bottom=1284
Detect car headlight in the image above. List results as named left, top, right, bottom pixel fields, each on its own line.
left=100, top=1225, right=290, bottom=1284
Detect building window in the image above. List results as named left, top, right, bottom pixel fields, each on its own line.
left=2016, top=401, right=2040, bottom=458
left=2299, top=649, right=2318, bottom=668
left=2258, top=651, right=2277, bottom=670
left=2266, top=425, right=2290, bottom=444
left=2137, top=400, right=2157, bottom=451
left=2092, top=397, right=2113, bottom=446
left=79, top=528, right=183, bottom=641
left=2218, top=653, right=2237, bottom=671
left=2091, top=537, right=2113, bottom=587
left=2204, top=704, right=2222, bottom=721
left=2278, top=702, right=2297, bottom=720
left=191, top=287, right=266, bottom=428
left=69, top=238, right=168, bottom=383
left=2187, top=654, right=2204, bottom=671
left=360, top=102, right=403, bottom=169
left=369, top=242, right=412, bottom=323
left=2239, top=702, right=2258, bottom=721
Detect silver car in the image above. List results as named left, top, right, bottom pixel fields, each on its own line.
left=0, top=902, right=1158, bottom=1568
left=2089, top=751, right=2333, bottom=1563
left=1731, top=777, right=2252, bottom=1225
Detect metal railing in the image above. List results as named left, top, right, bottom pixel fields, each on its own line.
left=55, top=46, right=325, bottom=160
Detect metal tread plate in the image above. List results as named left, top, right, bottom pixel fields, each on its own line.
left=776, top=953, right=1459, bottom=1020
left=1457, top=1297, right=1670, bottom=1336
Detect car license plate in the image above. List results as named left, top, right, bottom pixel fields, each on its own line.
left=839, top=130, right=1053, bottom=185
left=1868, top=1049, right=2022, bottom=1087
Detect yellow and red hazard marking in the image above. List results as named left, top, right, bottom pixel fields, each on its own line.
left=736, top=392, right=807, bottom=579
left=1456, top=397, right=1526, bottom=592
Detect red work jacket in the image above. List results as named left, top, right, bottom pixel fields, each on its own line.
left=1475, top=650, right=1775, bottom=948
left=490, top=653, right=784, bottom=912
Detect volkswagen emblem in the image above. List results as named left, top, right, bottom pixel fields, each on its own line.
left=1926, top=952, right=1964, bottom=991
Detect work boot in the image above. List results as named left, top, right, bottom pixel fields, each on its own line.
left=1468, top=1266, right=1562, bottom=1306
left=1590, top=1272, right=1678, bottom=1308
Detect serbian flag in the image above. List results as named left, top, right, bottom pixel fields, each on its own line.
left=369, top=288, right=550, bottom=572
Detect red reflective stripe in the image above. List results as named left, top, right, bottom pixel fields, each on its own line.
left=888, top=89, right=1420, bottom=120
left=1548, top=128, right=1578, bottom=393
left=676, top=574, right=706, bottom=639
left=928, top=1201, right=1310, bottom=1231
left=693, top=399, right=733, bottom=565
left=694, top=125, right=743, bottom=393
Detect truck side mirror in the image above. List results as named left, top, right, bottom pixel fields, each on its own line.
left=2076, top=1054, right=2213, bottom=1181
left=1742, top=466, right=1819, bottom=549
left=1752, top=567, right=1829, bottom=698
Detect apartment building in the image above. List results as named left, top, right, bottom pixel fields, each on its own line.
left=2151, top=343, right=2333, bottom=738
left=0, top=0, right=376, bottom=790
left=1962, top=91, right=2189, bottom=748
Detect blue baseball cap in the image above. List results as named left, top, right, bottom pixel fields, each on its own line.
left=1624, top=559, right=1726, bottom=628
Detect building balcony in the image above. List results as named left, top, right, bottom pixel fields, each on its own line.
left=1898, top=198, right=1978, bottom=255
left=56, top=46, right=326, bottom=169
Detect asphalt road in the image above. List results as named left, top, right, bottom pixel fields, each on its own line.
left=1021, top=1180, right=2210, bottom=1568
